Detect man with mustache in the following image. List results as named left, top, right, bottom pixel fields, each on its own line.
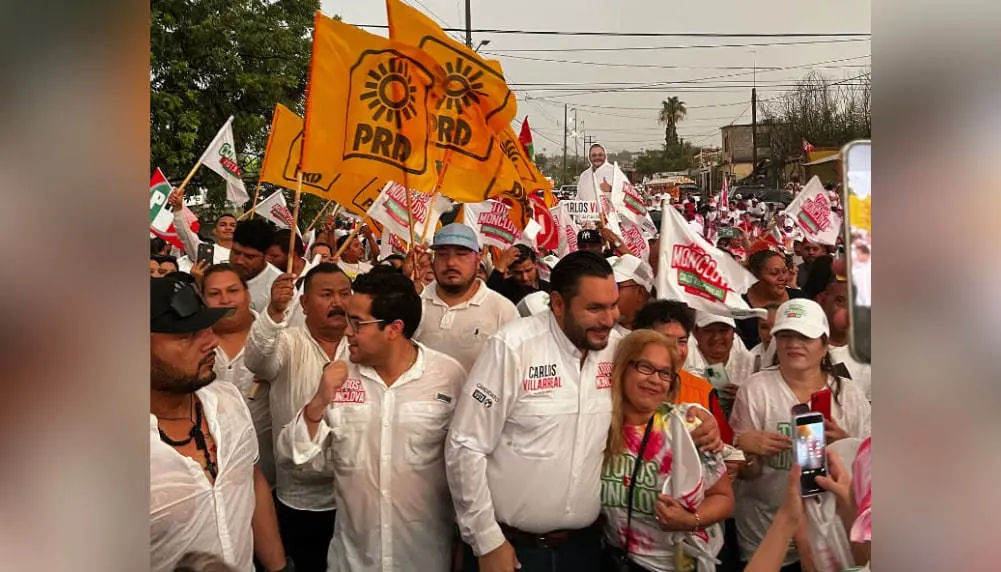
left=414, top=223, right=519, bottom=371
left=150, top=275, right=288, bottom=572
left=576, top=144, right=615, bottom=214
left=446, top=251, right=724, bottom=572
left=201, top=263, right=276, bottom=487
left=245, top=263, right=353, bottom=572
left=277, top=267, right=467, bottom=572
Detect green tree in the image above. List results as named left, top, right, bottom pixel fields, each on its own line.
left=658, top=96, right=687, bottom=149
left=151, top=0, right=323, bottom=220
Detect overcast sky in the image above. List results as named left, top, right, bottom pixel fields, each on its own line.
left=320, top=0, right=870, bottom=154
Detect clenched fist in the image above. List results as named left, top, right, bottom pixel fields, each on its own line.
left=267, top=273, right=298, bottom=322
left=304, top=361, right=350, bottom=426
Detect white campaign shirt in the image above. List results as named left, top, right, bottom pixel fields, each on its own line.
left=247, top=263, right=283, bottom=314
left=829, top=344, right=872, bottom=402
left=414, top=280, right=520, bottom=372
left=150, top=381, right=258, bottom=572
left=729, top=368, right=871, bottom=565
left=245, top=310, right=348, bottom=512
left=214, top=311, right=275, bottom=486
left=276, top=343, right=467, bottom=572
left=338, top=260, right=373, bottom=281
left=446, top=310, right=621, bottom=556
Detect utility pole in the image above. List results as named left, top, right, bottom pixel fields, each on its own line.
left=573, top=108, right=579, bottom=171
left=750, top=51, right=757, bottom=182
left=562, top=103, right=568, bottom=186
left=464, top=0, right=472, bottom=47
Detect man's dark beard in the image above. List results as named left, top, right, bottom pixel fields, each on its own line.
left=562, top=314, right=610, bottom=351
left=437, top=275, right=475, bottom=296
left=151, top=354, right=216, bottom=394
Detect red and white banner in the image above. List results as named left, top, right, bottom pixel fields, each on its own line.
left=149, top=168, right=199, bottom=250
left=463, top=200, right=522, bottom=250
left=550, top=203, right=580, bottom=258
left=254, top=191, right=301, bottom=237
left=782, top=176, right=841, bottom=246
left=199, top=116, right=250, bottom=204
left=366, top=181, right=451, bottom=246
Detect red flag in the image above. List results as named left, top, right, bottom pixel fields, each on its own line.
left=518, top=117, right=535, bottom=161
left=802, top=138, right=815, bottom=153
left=150, top=168, right=199, bottom=251
left=720, top=176, right=729, bottom=208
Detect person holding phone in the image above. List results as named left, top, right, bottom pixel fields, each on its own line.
left=729, top=299, right=870, bottom=571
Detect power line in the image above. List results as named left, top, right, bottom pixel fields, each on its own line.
left=351, top=24, right=870, bottom=38
left=484, top=38, right=870, bottom=53
left=486, top=52, right=871, bottom=71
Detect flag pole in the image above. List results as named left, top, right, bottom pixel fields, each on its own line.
left=419, top=151, right=454, bottom=244
left=333, top=224, right=362, bottom=260
left=247, top=180, right=264, bottom=217
left=287, top=172, right=304, bottom=274
left=305, top=200, right=336, bottom=232
left=174, top=160, right=202, bottom=197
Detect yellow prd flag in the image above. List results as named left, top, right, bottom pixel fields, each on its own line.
left=302, top=12, right=444, bottom=195
left=386, top=0, right=516, bottom=134
left=258, top=103, right=385, bottom=216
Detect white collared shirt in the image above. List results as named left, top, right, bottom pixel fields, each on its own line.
left=414, top=280, right=520, bottom=372
left=445, top=310, right=621, bottom=556
left=214, top=311, right=275, bottom=486
left=244, top=310, right=348, bottom=511
left=276, top=343, right=466, bottom=572
left=150, top=381, right=257, bottom=572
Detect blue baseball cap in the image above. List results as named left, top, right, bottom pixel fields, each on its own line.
left=432, top=223, right=480, bottom=252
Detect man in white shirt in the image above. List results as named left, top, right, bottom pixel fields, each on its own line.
left=245, top=263, right=353, bottom=572
left=231, top=218, right=285, bottom=313
left=201, top=263, right=276, bottom=486
left=149, top=276, right=288, bottom=572
left=335, top=231, right=374, bottom=280
left=278, top=268, right=467, bottom=572
left=446, top=251, right=723, bottom=572
left=817, top=271, right=872, bottom=401
left=607, top=254, right=653, bottom=335
left=168, top=187, right=236, bottom=256
left=415, top=223, right=520, bottom=371
left=576, top=143, right=614, bottom=212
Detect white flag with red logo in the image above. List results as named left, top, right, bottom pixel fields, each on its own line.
left=609, top=162, right=657, bottom=237
left=199, top=116, right=250, bottom=205
left=782, top=176, right=841, bottom=246
left=366, top=181, right=451, bottom=246
left=463, top=200, right=523, bottom=250
left=149, top=168, right=199, bottom=250
left=379, top=232, right=410, bottom=260
left=656, top=205, right=763, bottom=319
left=606, top=210, right=650, bottom=264
left=550, top=203, right=580, bottom=258
left=254, top=191, right=301, bottom=237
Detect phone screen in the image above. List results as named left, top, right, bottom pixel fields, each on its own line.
left=842, top=141, right=871, bottom=364
left=794, top=414, right=827, bottom=496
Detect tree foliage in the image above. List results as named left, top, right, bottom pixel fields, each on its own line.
left=633, top=141, right=697, bottom=180
left=658, top=96, right=687, bottom=149
left=761, top=71, right=871, bottom=179
left=151, top=0, right=322, bottom=221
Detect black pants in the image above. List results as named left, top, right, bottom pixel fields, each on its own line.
left=274, top=498, right=336, bottom=572
left=461, top=525, right=602, bottom=572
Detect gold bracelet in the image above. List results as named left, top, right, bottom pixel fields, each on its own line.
left=692, top=511, right=702, bottom=532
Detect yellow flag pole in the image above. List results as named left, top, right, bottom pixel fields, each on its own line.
left=174, top=159, right=202, bottom=197
left=287, top=172, right=304, bottom=274
left=333, top=222, right=362, bottom=260
left=419, top=152, right=454, bottom=244
left=305, top=200, right=336, bottom=232
left=247, top=180, right=264, bottom=217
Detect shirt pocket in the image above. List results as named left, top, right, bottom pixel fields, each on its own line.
left=507, top=399, right=578, bottom=459
left=328, top=405, right=370, bottom=471
left=398, top=401, right=453, bottom=467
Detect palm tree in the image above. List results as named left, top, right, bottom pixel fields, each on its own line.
left=658, top=96, right=687, bottom=149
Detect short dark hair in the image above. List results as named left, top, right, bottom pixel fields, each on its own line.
left=171, top=271, right=197, bottom=285
left=272, top=228, right=306, bottom=257
left=549, top=250, right=614, bottom=303
left=512, top=244, right=537, bottom=265
left=380, top=254, right=406, bottom=270
left=804, top=255, right=835, bottom=299
left=335, top=233, right=356, bottom=251
left=746, top=249, right=784, bottom=278
left=217, top=214, right=237, bottom=224
left=633, top=300, right=695, bottom=334
left=150, top=237, right=168, bottom=256
left=302, top=262, right=347, bottom=293
left=310, top=242, right=332, bottom=255
left=233, top=218, right=276, bottom=254
left=350, top=267, right=422, bottom=339
left=200, top=263, right=248, bottom=291
left=151, top=254, right=178, bottom=267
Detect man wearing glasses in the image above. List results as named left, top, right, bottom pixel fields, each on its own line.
left=150, top=276, right=289, bottom=572
left=277, top=267, right=468, bottom=572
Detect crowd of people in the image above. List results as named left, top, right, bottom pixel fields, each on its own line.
left=150, top=151, right=871, bottom=572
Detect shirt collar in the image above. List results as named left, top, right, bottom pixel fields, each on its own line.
left=422, top=279, right=488, bottom=309
left=357, top=341, right=428, bottom=389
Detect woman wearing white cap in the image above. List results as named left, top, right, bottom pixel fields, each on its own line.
left=728, top=299, right=871, bottom=572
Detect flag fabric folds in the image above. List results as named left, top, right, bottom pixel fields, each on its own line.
left=782, top=176, right=842, bottom=246
left=199, top=116, right=250, bottom=204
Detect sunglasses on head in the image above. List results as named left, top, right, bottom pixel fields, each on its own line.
left=153, top=283, right=205, bottom=321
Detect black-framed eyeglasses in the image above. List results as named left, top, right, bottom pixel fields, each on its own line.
left=153, top=283, right=205, bottom=321
left=346, top=316, right=385, bottom=331
left=630, top=360, right=675, bottom=383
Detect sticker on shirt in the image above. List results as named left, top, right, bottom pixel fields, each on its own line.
left=522, top=363, right=562, bottom=396
left=435, top=392, right=453, bottom=404
left=595, top=361, right=613, bottom=390
left=333, top=379, right=367, bottom=404
left=471, top=383, right=498, bottom=408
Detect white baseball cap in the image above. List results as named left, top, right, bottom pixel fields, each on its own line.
left=516, top=291, right=551, bottom=318
left=695, top=311, right=736, bottom=329
left=607, top=254, right=654, bottom=292
left=772, top=299, right=829, bottom=339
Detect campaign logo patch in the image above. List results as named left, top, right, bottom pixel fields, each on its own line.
left=333, top=379, right=367, bottom=404
left=522, top=363, right=562, bottom=394
left=596, top=361, right=613, bottom=390
left=471, top=383, right=498, bottom=408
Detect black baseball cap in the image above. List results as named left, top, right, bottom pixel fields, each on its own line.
left=151, top=276, right=232, bottom=334
left=577, top=229, right=602, bottom=245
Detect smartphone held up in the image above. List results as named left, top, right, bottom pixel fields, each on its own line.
left=842, top=141, right=871, bottom=364
left=794, top=411, right=828, bottom=497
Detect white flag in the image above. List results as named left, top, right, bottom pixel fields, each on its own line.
left=610, top=162, right=657, bottom=237
left=605, top=209, right=650, bottom=263
left=782, top=176, right=842, bottom=246
left=656, top=204, right=764, bottom=319
left=462, top=201, right=522, bottom=249
left=379, top=232, right=410, bottom=260
left=199, top=116, right=250, bottom=205
left=366, top=181, right=451, bottom=246
left=254, top=191, right=301, bottom=237
left=550, top=204, right=580, bottom=258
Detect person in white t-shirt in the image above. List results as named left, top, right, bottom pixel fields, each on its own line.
left=334, top=232, right=374, bottom=280
left=415, top=223, right=520, bottom=371
left=230, top=218, right=284, bottom=314
left=687, top=313, right=756, bottom=410
left=730, top=299, right=871, bottom=570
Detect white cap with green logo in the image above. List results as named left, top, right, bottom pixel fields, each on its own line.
left=772, top=298, right=830, bottom=339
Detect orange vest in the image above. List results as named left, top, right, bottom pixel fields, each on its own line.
left=675, top=369, right=713, bottom=410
